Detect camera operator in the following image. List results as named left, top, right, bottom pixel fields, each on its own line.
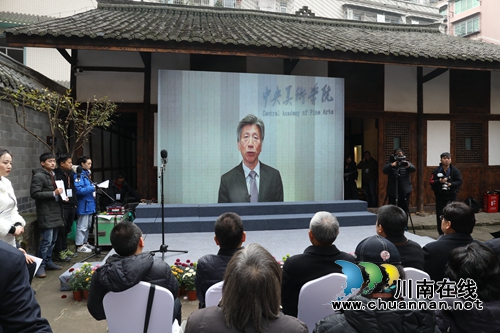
left=429, top=152, right=462, bottom=235
left=383, top=148, right=416, bottom=215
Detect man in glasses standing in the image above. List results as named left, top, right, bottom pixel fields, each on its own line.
left=430, top=152, right=462, bottom=235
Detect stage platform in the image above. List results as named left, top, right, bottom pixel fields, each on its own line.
left=133, top=200, right=376, bottom=234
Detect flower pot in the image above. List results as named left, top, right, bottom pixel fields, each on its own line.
left=178, top=286, right=187, bottom=297
left=187, top=290, right=197, bottom=301
left=73, top=290, right=83, bottom=301
left=82, top=290, right=89, bottom=300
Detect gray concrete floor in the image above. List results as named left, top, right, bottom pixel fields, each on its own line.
left=31, top=211, right=500, bottom=333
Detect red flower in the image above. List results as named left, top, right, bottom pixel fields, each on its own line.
left=190, top=263, right=194, bottom=266
left=176, top=258, right=180, bottom=263
left=186, top=259, right=191, bottom=263
left=69, top=268, right=75, bottom=272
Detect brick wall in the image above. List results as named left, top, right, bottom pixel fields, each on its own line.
left=0, top=99, right=54, bottom=213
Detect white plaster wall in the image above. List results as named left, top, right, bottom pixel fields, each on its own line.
left=423, top=67, right=449, bottom=114
left=76, top=72, right=144, bottom=103
left=489, top=121, right=500, bottom=165
left=427, top=120, right=450, bottom=166
left=290, top=60, right=328, bottom=77
left=150, top=53, right=190, bottom=104
left=385, top=65, right=417, bottom=113
left=25, top=48, right=70, bottom=83
left=492, top=72, right=500, bottom=114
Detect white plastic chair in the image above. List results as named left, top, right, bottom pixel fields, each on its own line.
left=403, top=267, right=431, bottom=299
left=103, top=281, right=175, bottom=333
left=205, top=281, right=224, bottom=307
left=297, top=273, right=347, bottom=333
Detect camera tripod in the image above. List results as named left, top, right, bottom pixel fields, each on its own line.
left=393, top=166, right=416, bottom=234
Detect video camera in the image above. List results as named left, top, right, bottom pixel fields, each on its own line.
left=436, top=173, right=450, bottom=191
left=393, top=155, right=409, bottom=168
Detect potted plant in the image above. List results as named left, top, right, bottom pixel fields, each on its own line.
left=182, top=267, right=197, bottom=301
left=68, top=262, right=97, bottom=300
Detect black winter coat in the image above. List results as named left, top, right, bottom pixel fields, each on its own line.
left=429, top=164, right=462, bottom=198
left=436, top=298, right=500, bottom=333
left=195, top=247, right=241, bottom=308
left=383, top=161, right=416, bottom=196
left=30, top=168, right=64, bottom=230
left=87, top=252, right=179, bottom=321
left=313, top=295, right=440, bottom=333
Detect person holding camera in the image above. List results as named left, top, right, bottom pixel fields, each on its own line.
left=430, top=152, right=462, bottom=235
left=383, top=148, right=416, bottom=215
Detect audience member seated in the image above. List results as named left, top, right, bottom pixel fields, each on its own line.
left=185, top=243, right=308, bottom=333
left=100, top=174, right=141, bottom=209
left=0, top=240, right=52, bottom=332
left=436, top=242, right=500, bottom=333
left=313, top=235, right=440, bottom=333
left=484, top=237, right=500, bottom=258
left=376, top=204, right=424, bottom=270
left=423, top=202, right=476, bottom=281
left=87, top=222, right=181, bottom=323
left=282, top=211, right=354, bottom=317
left=195, top=212, right=245, bottom=308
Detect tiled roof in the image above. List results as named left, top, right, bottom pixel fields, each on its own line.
left=0, top=11, right=53, bottom=26
left=5, top=0, right=500, bottom=68
left=0, top=52, right=66, bottom=93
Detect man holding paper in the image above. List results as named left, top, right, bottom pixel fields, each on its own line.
left=30, top=152, right=66, bottom=278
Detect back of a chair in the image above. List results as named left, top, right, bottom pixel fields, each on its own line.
left=103, top=281, right=174, bottom=333
left=205, top=281, right=224, bottom=307
left=403, top=267, right=431, bottom=299
left=297, top=273, right=347, bottom=333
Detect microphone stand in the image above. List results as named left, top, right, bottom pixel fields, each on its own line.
left=81, top=180, right=116, bottom=262
left=152, top=156, right=187, bottom=260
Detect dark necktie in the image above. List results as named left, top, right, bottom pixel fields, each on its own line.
left=49, top=173, right=57, bottom=190
left=249, top=171, right=258, bottom=203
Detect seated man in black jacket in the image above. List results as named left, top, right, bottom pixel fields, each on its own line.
left=282, top=211, right=354, bottom=317
left=376, top=204, right=424, bottom=270
left=100, top=174, right=141, bottom=209
left=87, top=222, right=181, bottom=323
left=195, top=212, right=246, bottom=308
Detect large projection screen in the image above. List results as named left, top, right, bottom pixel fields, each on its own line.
left=158, top=70, right=344, bottom=204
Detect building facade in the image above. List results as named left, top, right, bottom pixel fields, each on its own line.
left=438, top=0, right=500, bottom=45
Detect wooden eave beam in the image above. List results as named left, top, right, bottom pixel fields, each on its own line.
left=7, top=34, right=500, bottom=72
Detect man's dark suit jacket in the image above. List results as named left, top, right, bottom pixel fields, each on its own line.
left=386, top=235, right=425, bottom=271
left=423, top=233, right=474, bottom=281
left=218, top=162, right=283, bottom=203
left=281, top=245, right=355, bottom=317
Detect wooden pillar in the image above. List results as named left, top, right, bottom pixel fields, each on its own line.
left=417, top=67, right=424, bottom=212
left=139, top=52, right=152, bottom=199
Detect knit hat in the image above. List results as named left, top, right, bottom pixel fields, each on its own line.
left=354, top=235, right=401, bottom=265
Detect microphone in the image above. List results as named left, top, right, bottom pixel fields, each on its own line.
left=76, top=166, right=83, bottom=181
left=160, top=149, right=168, bottom=165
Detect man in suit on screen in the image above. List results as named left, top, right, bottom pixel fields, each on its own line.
left=218, top=114, right=283, bottom=203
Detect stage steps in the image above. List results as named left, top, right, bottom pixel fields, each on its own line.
left=133, top=200, right=376, bottom=234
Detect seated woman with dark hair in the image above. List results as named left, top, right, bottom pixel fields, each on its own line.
left=436, top=242, right=500, bottom=333
left=184, top=243, right=308, bottom=333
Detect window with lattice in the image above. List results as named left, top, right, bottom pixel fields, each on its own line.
left=384, top=121, right=411, bottom=162
left=455, top=123, right=483, bottom=164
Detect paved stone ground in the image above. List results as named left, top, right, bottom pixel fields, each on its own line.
left=30, top=211, right=500, bottom=333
